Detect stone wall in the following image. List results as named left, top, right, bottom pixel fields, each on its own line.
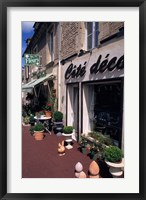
left=60, top=22, right=124, bottom=59
left=60, top=22, right=81, bottom=60
left=98, top=22, right=124, bottom=42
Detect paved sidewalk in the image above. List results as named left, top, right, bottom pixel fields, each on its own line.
left=22, top=125, right=112, bottom=178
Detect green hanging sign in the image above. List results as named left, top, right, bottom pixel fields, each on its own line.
left=24, top=54, right=40, bottom=66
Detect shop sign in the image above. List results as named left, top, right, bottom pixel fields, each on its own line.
left=24, top=54, right=40, bottom=66
left=65, top=54, right=124, bottom=79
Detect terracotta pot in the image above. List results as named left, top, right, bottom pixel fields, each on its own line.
left=33, top=132, right=44, bottom=141
left=45, top=111, right=52, bottom=117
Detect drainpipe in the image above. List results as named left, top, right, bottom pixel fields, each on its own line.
left=58, top=23, right=61, bottom=111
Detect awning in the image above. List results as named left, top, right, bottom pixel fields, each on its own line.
left=22, top=73, right=55, bottom=92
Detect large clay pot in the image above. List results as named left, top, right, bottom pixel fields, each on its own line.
left=45, top=111, right=52, bottom=117
left=33, top=131, right=44, bottom=141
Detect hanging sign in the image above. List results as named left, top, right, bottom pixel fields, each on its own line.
left=24, top=54, right=40, bottom=66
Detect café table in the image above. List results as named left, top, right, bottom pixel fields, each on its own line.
left=34, top=115, right=52, bottom=134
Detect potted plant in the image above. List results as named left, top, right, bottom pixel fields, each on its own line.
left=90, top=142, right=104, bottom=160
left=29, top=114, right=35, bottom=126
left=35, top=112, right=41, bottom=119
left=104, top=145, right=123, bottom=163
left=63, top=126, right=73, bottom=134
left=79, top=137, right=88, bottom=155
left=33, top=123, right=45, bottom=141
left=39, top=111, right=45, bottom=117
left=62, top=126, right=74, bottom=148
left=103, top=145, right=124, bottom=177
left=23, top=116, right=30, bottom=125
left=53, top=111, right=64, bottom=134
left=43, top=103, right=53, bottom=117
left=53, top=111, right=63, bottom=122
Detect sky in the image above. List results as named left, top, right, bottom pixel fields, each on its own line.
left=22, top=22, right=35, bottom=68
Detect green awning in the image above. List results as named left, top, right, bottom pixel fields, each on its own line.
left=22, top=73, right=54, bottom=92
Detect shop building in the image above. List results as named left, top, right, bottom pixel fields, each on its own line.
left=60, top=22, right=124, bottom=148
left=22, top=22, right=60, bottom=108
left=22, top=22, right=124, bottom=148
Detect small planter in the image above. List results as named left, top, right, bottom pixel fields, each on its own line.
left=45, top=111, right=52, bottom=117
left=105, top=158, right=124, bottom=178
left=53, top=121, right=64, bottom=134
left=33, top=123, right=45, bottom=141
left=53, top=111, right=63, bottom=122
left=33, top=131, right=44, bottom=141
left=104, top=146, right=124, bottom=178
left=62, top=132, right=73, bottom=149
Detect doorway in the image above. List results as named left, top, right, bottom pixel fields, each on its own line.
left=67, top=83, right=79, bottom=133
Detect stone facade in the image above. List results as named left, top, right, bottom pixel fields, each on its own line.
left=23, top=21, right=124, bottom=114
left=60, top=22, right=124, bottom=60
left=24, top=22, right=124, bottom=80
left=98, top=22, right=124, bottom=43
left=60, top=22, right=81, bottom=60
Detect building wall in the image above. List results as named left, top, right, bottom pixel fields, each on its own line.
left=98, top=22, right=124, bottom=42
left=23, top=21, right=124, bottom=115
left=60, top=36, right=124, bottom=147
left=54, top=22, right=60, bottom=63
left=60, top=22, right=82, bottom=59
left=30, top=23, right=49, bottom=69
left=24, top=22, right=124, bottom=82
left=59, top=22, right=124, bottom=121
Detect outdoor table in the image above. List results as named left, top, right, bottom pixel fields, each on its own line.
left=34, top=115, right=52, bottom=134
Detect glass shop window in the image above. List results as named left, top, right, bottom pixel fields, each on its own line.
left=87, top=81, right=123, bottom=146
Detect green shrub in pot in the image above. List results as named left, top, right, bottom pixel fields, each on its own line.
left=32, top=123, right=45, bottom=141
left=79, top=137, right=88, bottom=155
left=33, top=123, right=44, bottom=132
left=53, top=111, right=63, bottom=122
left=103, top=145, right=123, bottom=163
left=29, top=114, right=35, bottom=126
left=63, top=126, right=73, bottom=134
left=90, top=142, right=104, bottom=160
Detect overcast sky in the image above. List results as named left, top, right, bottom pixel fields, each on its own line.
left=22, top=22, right=34, bottom=68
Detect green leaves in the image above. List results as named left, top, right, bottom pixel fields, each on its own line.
left=63, top=126, right=73, bottom=134
left=104, top=146, right=123, bottom=163
left=33, top=123, right=44, bottom=132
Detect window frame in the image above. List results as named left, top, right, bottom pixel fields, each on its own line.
left=86, top=22, right=99, bottom=50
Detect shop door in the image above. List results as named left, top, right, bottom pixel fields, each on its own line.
left=67, top=84, right=79, bottom=133
left=73, top=86, right=79, bottom=132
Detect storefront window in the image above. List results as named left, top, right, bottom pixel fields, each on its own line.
left=83, top=80, right=123, bottom=146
